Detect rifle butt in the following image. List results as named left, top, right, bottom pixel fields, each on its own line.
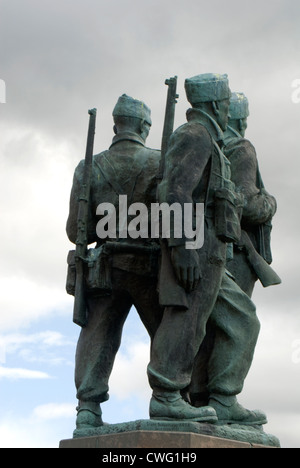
left=247, top=250, right=281, bottom=288
left=73, top=268, right=88, bottom=327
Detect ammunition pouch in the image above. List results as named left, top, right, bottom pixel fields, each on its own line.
left=66, top=250, right=76, bottom=296
left=214, top=187, right=244, bottom=244
left=66, top=246, right=112, bottom=298
left=85, top=246, right=112, bottom=296
left=256, top=222, right=273, bottom=265
left=66, top=242, right=160, bottom=298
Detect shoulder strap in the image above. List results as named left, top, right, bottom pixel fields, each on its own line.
left=93, top=152, right=125, bottom=196
left=204, top=142, right=221, bottom=216
left=93, top=149, right=151, bottom=205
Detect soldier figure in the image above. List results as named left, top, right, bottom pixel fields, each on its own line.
left=147, top=73, right=242, bottom=423
left=189, top=92, right=280, bottom=425
left=66, top=82, right=279, bottom=432
left=224, top=92, right=280, bottom=297
left=66, top=95, right=163, bottom=431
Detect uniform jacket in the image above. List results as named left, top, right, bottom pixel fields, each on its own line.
left=224, top=126, right=277, bottom=263
left=157, top=108, right=236, bottom=307
left=66, top=132, right=160, bottom=247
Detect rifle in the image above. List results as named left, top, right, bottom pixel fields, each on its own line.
left=73, top=108, right=97, bottom=327
left=157, top=76, right=190, bottom=306
left=240, top=231, right=281, bottom=288
left=256, top=165, right=273, bottom=264
left=157, top=76, right=179, bottom=180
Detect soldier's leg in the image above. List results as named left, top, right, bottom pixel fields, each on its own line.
left=148, top=301, right=206, bottom=392
left=205, top=271, right=266, bottom=425
left=125, top=268, right=217, bottom=422
left=207, top=271, right=260, bottom=396
left=147, top=247, right=225, bottom=388
left=75, top=288, right=132, bottom=427
left=146, top=262, right=224, bottom=422
left=129, top=273, right=164, bottom=340
left=188, top=322, right=215, bottom=406
left=189, top=253, right=258, bottom=406
left=227, top=249, right=257, bottom=297
left=146, top=300, right=217, bottom=422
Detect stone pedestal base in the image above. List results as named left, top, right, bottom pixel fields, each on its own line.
left=60, top=430, right=276, bottom=448
left=59, top=419, right=280, bottom=449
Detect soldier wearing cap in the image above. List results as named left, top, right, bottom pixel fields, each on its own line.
left=225, top=92, right=250, bottom=140
left=66, top=94, right=164, bottom=432
left=148, top=73, right=267, bottom=426
left=187, top=90, right=275, bottom=425
left=147, top=73, right=242, bottom=422
left=223, top=92, right=279, bottom=296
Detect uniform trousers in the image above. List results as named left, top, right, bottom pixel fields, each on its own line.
left=189, top=270, right=260, bottom=404
left=75, top=261, right=163, bottom=404
left=147, top=228, right=226, bottom=393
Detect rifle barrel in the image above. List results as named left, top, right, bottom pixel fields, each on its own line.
left=157, top=76, right=178, bottom=180
left=73, top=109, right=97, bottom=327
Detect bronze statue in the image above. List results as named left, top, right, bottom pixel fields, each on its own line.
left=224, top=92, right=280, bottom=296
left=65, top=78, right=281, bottom=445
left=66, top=94, right=163, bottom=431
left=188, top=90, right=281, bottom=425
left=147, top=73, right=242, bottom=422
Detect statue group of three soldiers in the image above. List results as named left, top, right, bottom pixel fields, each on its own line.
left=66, top=73, right=280, bottom=432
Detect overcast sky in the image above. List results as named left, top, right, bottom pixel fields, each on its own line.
left=0, top=0, right=300, bottom=448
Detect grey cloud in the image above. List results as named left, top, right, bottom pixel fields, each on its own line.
left=0, top=0, right=298, bottom=316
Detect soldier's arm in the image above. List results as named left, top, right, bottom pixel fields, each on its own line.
left=158, top=123, right=212, bottom=291
left=158, top=122, right=212, bottom=246
left=228, top=139, right=277, bottom=226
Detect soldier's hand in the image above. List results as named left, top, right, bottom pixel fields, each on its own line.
left=171, top=245, right=200, bottom=292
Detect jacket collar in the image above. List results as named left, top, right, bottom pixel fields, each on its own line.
left=109, top=132, right=145, bottom=149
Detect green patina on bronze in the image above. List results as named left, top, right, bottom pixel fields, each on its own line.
left=65, top=75, right=281, bottom=447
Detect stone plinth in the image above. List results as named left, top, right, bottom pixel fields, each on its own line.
left=59, top=419, right=280, bottom=449
left=60, top=430, right=277, bottom=448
